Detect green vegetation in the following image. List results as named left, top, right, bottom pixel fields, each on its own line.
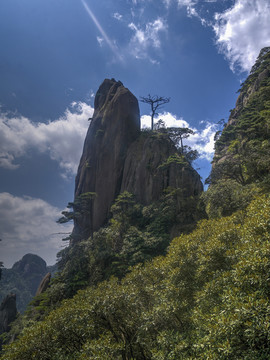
left=212, top=47, right=270, bottom=186
left=42, top=188, right=202, bottom=303
left=205, top=47, right=270, bottom=218
left=2, top=48, right=270, bottom=359
left=57, top=192, right=97, bottom=241
left=1, top=195, right=269, bottom=359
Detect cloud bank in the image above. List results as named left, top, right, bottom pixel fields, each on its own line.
left=125, top=0, right=270, bottom=72
left=0, top=102, right=93, bottom=176
left=176, top=0, right=270, bottom=72
left=0, top=192, right=73, bottom=268
left=213, top=0, right=270, bottom=72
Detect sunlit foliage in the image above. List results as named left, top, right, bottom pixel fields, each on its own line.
left=2, top=195, right=269, bottom=359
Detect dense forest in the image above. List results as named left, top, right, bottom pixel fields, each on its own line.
left=0, top=47, right=270, bottom=359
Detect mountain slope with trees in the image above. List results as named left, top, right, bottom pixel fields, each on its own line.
left=204, top=47, right=270, bottom=218
left=1, top=49, right=270, bottom=358
left=1, top=194, right=269, bottom=359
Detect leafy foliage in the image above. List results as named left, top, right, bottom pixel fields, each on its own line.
left=57, top=192, right=97, bottom=241
left=51, top=188, right=202, bottom=303
left=3, top=49, right=270, bottom=359
left=212, top=48, right=270, bottom=187
left=202, top=179, right=257, bottom=218
left=205, top=48, right=270, bottom=217
left=2, top=195, right=270, bottom=359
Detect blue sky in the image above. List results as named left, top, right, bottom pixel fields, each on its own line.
left=0, top=0, right=269, bottom=267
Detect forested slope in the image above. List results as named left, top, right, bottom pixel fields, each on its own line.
left=204, top=47, right=270, bottom=218
left=1, top=195, right=269, bottom=359
left=1, top=49, right=270, bottom=359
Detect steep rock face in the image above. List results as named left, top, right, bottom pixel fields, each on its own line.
left=73, top=79, right=203, bottom=241
left=74, top=79, right=140, bottom=236
left=231, top=67, right=269, bottom=124
left=36, top=272, right=51, bottom=296
left=121, top=133, right=203, bottom=205
left=0, top=294, right=17, bottom=349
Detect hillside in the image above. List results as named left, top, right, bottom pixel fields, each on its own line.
left=52, top=79, right=204, bottom=300
left=1, top=194, right=269, bottom=359
left=1, top=49, right=270, bottom=359
left=204, top=47, right=270, bottom=218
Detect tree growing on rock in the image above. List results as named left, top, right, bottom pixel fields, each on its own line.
left=167, top=127, right=199, bottom=164
left=140, top=94, right=170, bottom=130
left=167, top=127, right=194, bottom=153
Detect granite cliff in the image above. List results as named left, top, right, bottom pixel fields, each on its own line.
left=73, top=78, right=203, bottom=242
left=121, top=133, right=202, bottom=205
left=74, top=79, right=140, bottom=238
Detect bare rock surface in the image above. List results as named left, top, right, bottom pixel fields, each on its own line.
left=74, top=79, right=140, bottom=235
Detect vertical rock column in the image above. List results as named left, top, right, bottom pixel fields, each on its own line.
left=73, top=79, right=140, bottom=239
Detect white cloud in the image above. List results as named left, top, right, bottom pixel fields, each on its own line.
left=213, top=0, right=270, bottom=72
left=0, top=192, right=73, bottom=268
left=141, top=112, right=218, bottom=160
left=97, top=36, right=104, bottom=46
left=154, top=0, right=270, bottom=72
left=128, top=18, right=167, bottom=60
left=177, top=0, right=198, bottom=13
left=141, top=112, right=188, bottom=129
left=113, top=12, right=123, bottom=21
left=0, top=102, right=93, bottom=176
left=185, top=121, right=217, bottom=161
left=177, top=0, right=197, bottom=6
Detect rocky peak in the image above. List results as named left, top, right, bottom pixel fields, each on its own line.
left=73, top=79, right=204, bottom=242
left=12, top=254, right=47, bottom=276
left=74, top=79, right=141, bottom=238
left=94, top=78, right=123, bottom=110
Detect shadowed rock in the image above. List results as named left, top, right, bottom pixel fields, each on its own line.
left=0, top=294, right=17, bottom=349
left=73, top=78, right=203, bottom=241
left=121, top=133, right=203, bottom=204
left=74, top=79, right=140, bottom=238
left=36, top=272, right=51, bottom=296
